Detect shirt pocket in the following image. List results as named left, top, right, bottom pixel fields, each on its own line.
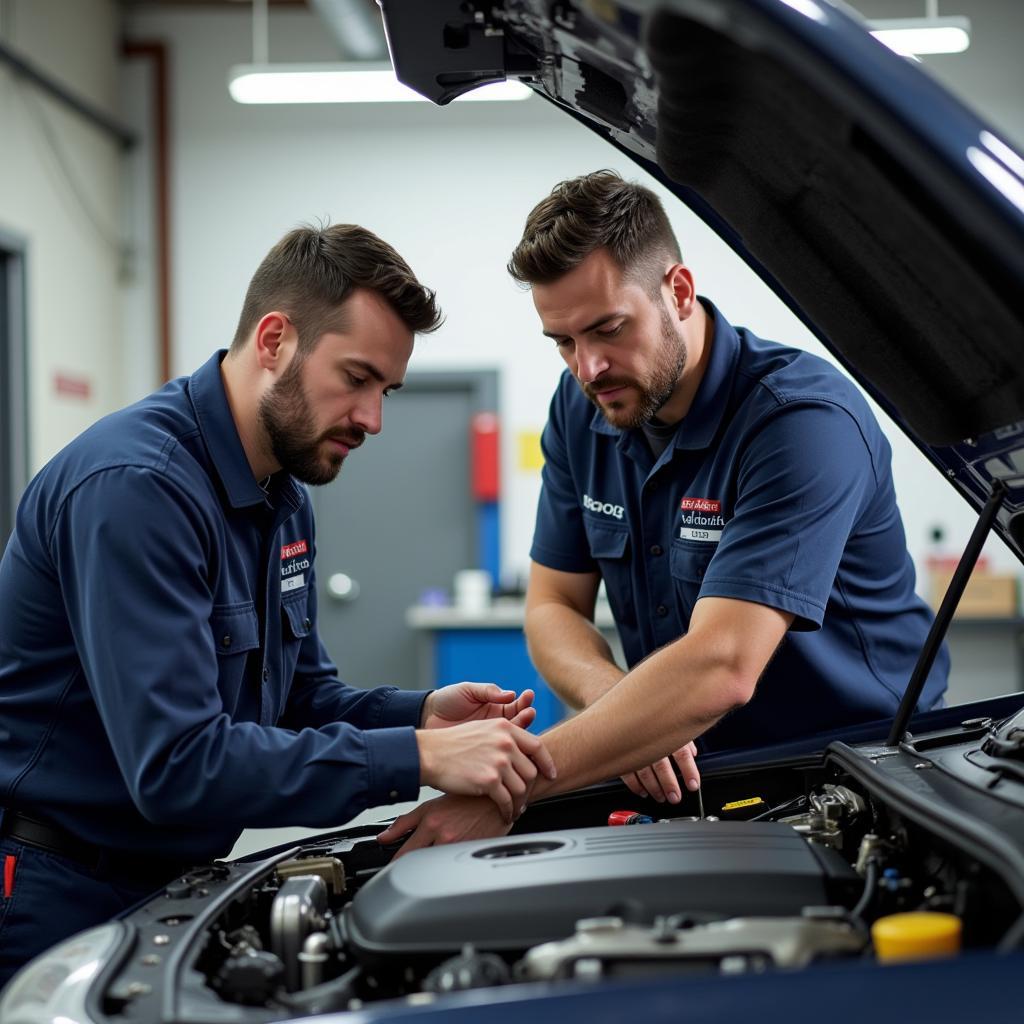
left=670, top=540, right=715, bottom=622
left=281, top=591, right=312, bottom=643
left=277, top=591, right=313, bottom=723
left=583, top=519, right=635, bottom=628
left=210, top=602, right=259, bottom=715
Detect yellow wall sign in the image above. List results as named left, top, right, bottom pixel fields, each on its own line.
left=517, top=430, right=544, bottom=472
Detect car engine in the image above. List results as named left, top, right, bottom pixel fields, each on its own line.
left=118, top=736, right=1017, bottom=1022
left=200, top=817, right=868, bottom=1014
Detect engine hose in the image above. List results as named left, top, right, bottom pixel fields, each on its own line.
left=850, top=860, right=880, bottom=930
left=274, top=965, right=362, bottom=1015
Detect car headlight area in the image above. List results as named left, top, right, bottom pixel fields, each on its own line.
left=0, top=922, right=125, bottom=1024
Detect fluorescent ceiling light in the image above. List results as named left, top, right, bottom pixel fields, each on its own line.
left=968, top=146, right=1024, bottom=216
left=981, top=130, right=1024, bottom=181
left=228, top=63, right=531, bottom=104
left=869, top=16, right=971, bottom=56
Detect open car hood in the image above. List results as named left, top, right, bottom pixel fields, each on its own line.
left=380, top=0, right=1024, bottom=559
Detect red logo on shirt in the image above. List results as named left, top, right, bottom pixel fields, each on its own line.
left=680, top=497, right=721, bottom=513
left=281, top=540, right=308, bottom=560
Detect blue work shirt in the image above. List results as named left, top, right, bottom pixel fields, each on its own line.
left=531, top=302, right=947, bottom=752
left=0, top=351, right=426, bottom=862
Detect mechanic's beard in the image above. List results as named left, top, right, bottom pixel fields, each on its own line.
left=584, top=309, right=686, bottom=429
left=257, top=359, right=364, bottom=486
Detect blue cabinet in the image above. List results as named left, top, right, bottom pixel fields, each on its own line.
left=434, top=627, right=566, bottom=732
left=407, top=601, right=623, bottom=734
left=406, top=603, right=577, bottom=733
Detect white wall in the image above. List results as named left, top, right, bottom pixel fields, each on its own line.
left=0, top=0, right=126, bottom=469
left=120, top=2, right=1024, bottom=591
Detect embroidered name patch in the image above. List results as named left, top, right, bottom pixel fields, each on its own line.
left=281, top=538, right=310, bottom=591
left=679, top=497, right=725, bottom=541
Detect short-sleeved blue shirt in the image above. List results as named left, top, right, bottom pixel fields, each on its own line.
left=531, top=302, right=947, bottom=752
left=0, top=351, right=426, bottom=862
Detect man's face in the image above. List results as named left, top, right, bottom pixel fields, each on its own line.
left=532, top=248, right=685, bottom=429
left=258, top=290, right=414, bottom=485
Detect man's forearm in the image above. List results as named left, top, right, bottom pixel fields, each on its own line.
left=531, top=629, right=754, bottom=800
left=387, top=602, right=787, bottom=853
left=524, top=601, right=625, bottom=710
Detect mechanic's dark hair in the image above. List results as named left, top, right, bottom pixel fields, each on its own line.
left=508, top=170, right=681, bottom=294
left=230, top=223, right=443, bottom=353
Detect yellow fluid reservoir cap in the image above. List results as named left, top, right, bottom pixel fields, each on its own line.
left=872, top=912, right=962, bottom=962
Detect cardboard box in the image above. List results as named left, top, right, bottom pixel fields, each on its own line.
left=928, top=569, right=1019, bottom=618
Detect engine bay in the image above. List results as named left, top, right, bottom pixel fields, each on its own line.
left=93, top=718, right=1024, bottom=1023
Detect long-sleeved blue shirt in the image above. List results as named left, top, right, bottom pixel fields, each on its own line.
left=0, top=351, right=426, bottom=861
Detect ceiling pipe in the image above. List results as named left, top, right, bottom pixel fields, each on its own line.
left=0, top=37, right=135, bottom=148
left=307, top=0, right=388, bottom=60
left=123, top=40, right=173, bottom=386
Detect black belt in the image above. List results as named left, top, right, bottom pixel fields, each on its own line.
left=1, top=810, right=190, bottom=887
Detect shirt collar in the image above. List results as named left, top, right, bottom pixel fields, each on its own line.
left=187, top=349, right=305, bottom=512
left=670, top=298, right=741, bottom=451
left=587, top=297, right=741, bottom=453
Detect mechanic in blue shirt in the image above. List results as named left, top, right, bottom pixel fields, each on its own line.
left=0, top=224, right=554, bottom=986
left=380, top=170, right=946, bottom=854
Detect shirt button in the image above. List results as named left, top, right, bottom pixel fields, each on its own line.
left=263, top=667, right=269, bottom=682
left=388, top=789, right=399, bottom=800
left=656, top=604, right=668, bottom=617
left=650, top=544, right=663, bottom=556
left=221, top=635, right=232, bottom=648
left=303, top=617, right=312, bottom=630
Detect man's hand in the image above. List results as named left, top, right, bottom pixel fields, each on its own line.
left=421, top=683, right=537, bottom=731
left=621, top=742, right=700, bottom=804
left=416, top=719, right=556, bottom=823
left=377, top=794, right=510, bottom=859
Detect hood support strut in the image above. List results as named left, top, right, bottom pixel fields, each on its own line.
left=888, top=480, right=1008, bottom=747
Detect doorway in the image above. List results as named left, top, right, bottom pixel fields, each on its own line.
left=311, top=369, right=498, bottom=690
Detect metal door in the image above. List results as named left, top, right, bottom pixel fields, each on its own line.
left=311, top=371, right=497, bottom=689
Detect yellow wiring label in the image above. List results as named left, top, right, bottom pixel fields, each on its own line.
left=722, top=797, right=765, bottom=811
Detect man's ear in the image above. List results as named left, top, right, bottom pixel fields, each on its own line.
left=253, top=312, right=297, bottom=372
left=664, top=264, right=697, bottom=320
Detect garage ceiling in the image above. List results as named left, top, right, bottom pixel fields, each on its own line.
left=118, top=0, right=388, bottom=61
left=118, top=1, right=309, bottom=7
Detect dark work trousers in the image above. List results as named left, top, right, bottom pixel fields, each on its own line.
left=0, top=836, right=161, bottom=990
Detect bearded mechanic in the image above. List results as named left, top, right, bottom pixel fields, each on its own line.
left=380, top=170, right=947, bottom=852
left=0, top=223, right=554, bottom=984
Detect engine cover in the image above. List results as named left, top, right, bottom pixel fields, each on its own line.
left=345, top=821, right=859, bottom=956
